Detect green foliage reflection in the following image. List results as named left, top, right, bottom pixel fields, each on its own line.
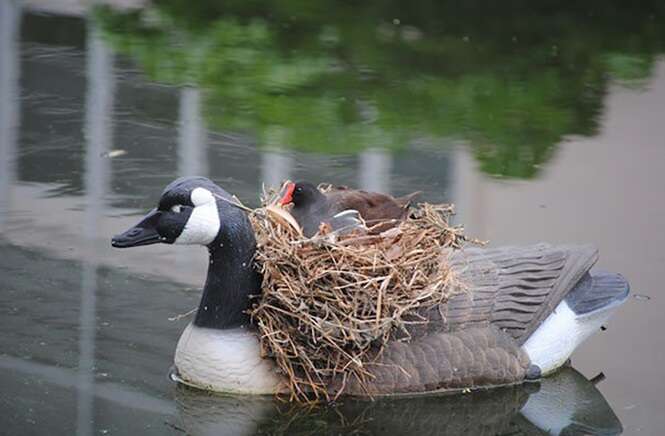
left=95, top=1, right=665, bottom=178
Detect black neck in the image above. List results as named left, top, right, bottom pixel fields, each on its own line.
left=193, top=229, right=262, bottom=330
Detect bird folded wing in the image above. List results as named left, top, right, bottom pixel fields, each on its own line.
left=429, top=244, right=599, bottom=344
left=338, top=326, right=531, bottom=395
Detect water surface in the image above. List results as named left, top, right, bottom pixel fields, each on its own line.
left=1, top=1, right=664, bottom=434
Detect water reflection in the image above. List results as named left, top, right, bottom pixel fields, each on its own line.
left=260, top=149, right=292, bottom=189
left=0, top=0, right=21, bottom=231
left=359, top=148, right=392, bottom=193
left=0, top=241, right=189, bottom=435
left=175, top=367, right=622, bottom=435
left=77, top=20, right=116, bottom=436
left=0, top=355, right=175, bottom=417
left=177, top=87, right=207, bottom=177
left=94, top=0, right=665, bottom=178
left=2, top=2, right=665, bottom=435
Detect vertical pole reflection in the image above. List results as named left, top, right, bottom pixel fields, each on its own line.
left=177, top=87, right=207, bottom=273
left=78, top=22, right=114, bottom=436
left=359, top=147, right=392, bottom=193
left=178, top=87, right=207, bottom=177
left=261, top=149, right=292, bottom=189
left=0, top=0, right=21, bottom=232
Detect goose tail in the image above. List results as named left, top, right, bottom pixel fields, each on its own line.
left=565, top=272, right=630, bottom=316
left=522, top=272, right=630, bottom=375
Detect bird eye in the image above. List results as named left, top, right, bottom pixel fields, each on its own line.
left=171, top=204, right=183, bottom=213
left=295, top=187, right=302, bottom=193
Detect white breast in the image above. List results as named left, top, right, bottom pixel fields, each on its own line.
left=174, top=323, right=285, bottom=394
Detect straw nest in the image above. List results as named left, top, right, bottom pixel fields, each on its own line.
left=248, top=188, right=473, bottom=403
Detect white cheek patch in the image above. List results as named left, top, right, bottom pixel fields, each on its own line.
left=174, top=188, right=221, bottom=246
left=191, top=187, right=215, bottom=207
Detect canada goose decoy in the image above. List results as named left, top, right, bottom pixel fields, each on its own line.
left=279, top=181, right=420, bottom=236
left=111, top=177, right=630, bottom=397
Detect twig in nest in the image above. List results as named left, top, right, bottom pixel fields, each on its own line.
left=168, top=307, right=197, bottom=322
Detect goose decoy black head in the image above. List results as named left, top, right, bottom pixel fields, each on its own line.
left=112, top=176, right=238, bottom=248
left=112, top=176, right=261, bottom=330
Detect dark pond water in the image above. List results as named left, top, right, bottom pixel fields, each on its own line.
left=1, top=1, right=664, bottom=434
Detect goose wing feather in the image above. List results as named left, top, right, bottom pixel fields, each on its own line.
left=413, top=244, right=598, bottom=345
left=338, top=326, right=531, bottom=396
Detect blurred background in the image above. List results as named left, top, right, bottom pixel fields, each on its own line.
left=1, top=0, right=664, bottom=434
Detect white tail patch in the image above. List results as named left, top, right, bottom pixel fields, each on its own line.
left=522, top=299, right=623, bottom=375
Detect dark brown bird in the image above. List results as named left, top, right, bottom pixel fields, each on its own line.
left=279, top=181, right=420, bottom=237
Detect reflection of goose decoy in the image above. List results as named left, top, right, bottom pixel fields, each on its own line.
left=174, top=386, right=274, bottom=436
left=112, top=177, right=630, bottom=397
left=278, top=181, right=420, bottom=236
left=520, top=368, right=623, bottom=435
left=173, top=367, right=622, bottom=436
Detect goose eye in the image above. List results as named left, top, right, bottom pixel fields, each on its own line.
left=171, top=204, right=183, bottom=213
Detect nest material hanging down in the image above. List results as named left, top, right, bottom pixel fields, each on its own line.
left=248, top=193, right=473, bottom=403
